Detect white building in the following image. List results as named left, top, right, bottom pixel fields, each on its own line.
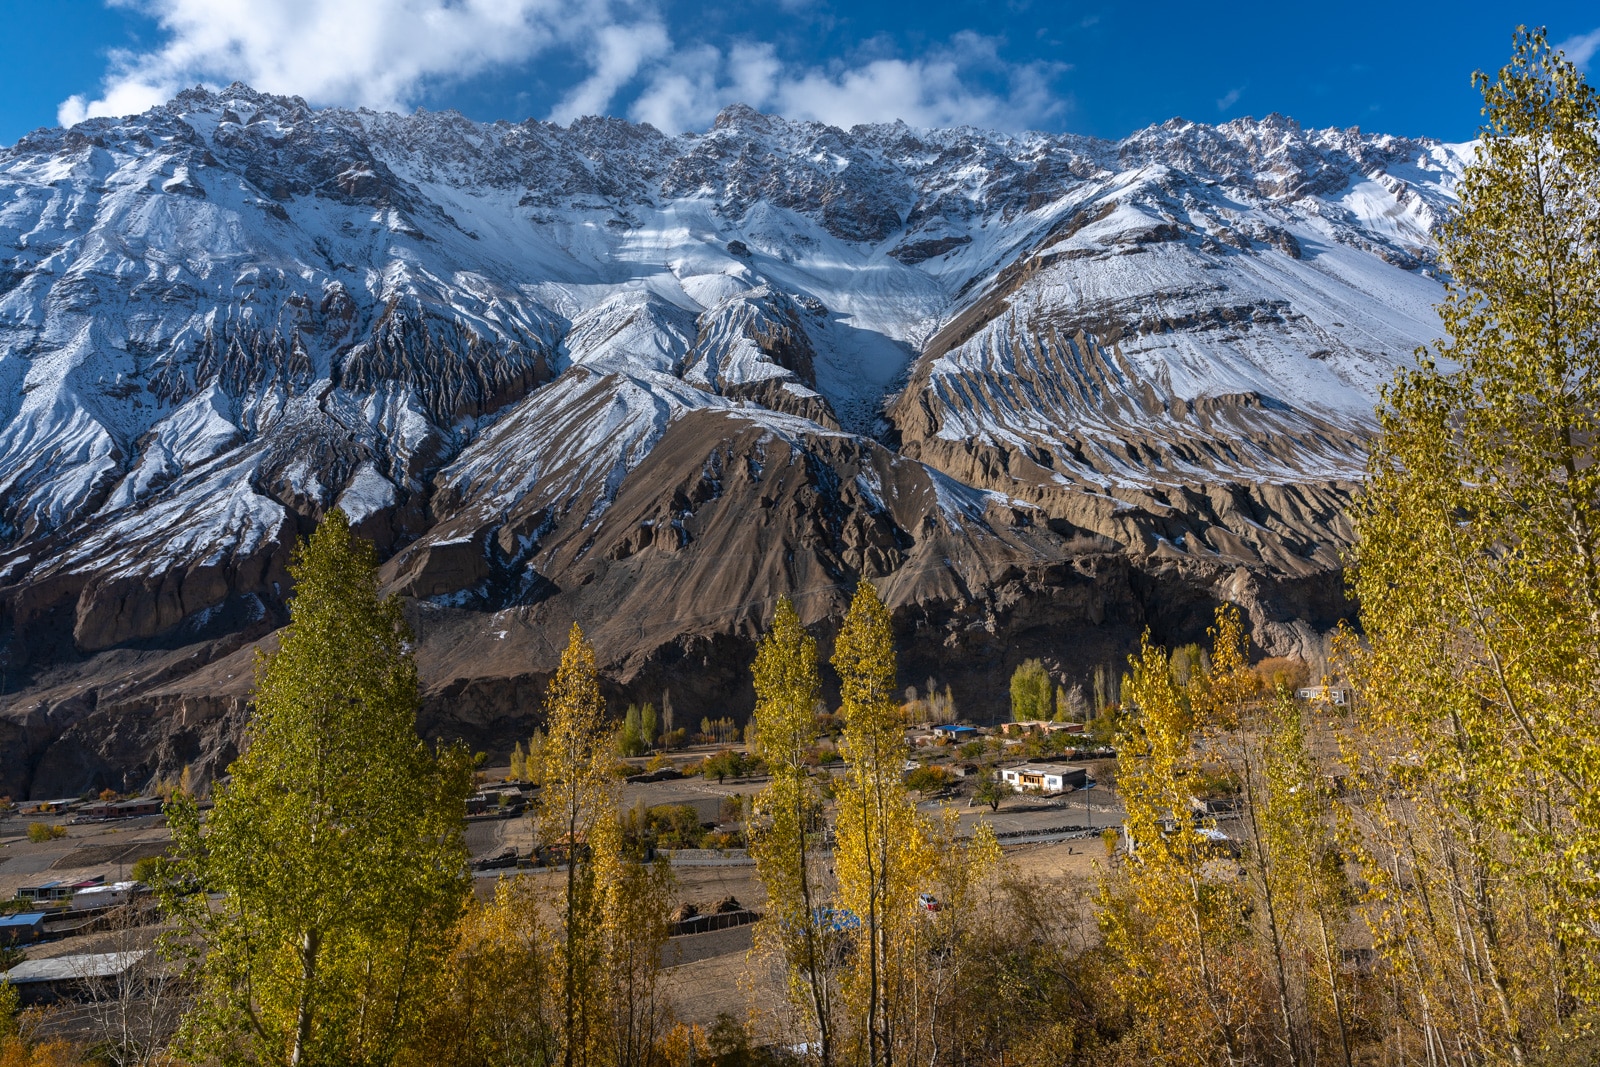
left=999, top=763, right=1088, bottom=795
left=69, top=881, right=143, bottom=911
left=1295, top=686, right=1350, bottom=706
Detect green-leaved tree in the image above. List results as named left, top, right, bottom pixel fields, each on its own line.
left=165, top=510, right=473, bottom=1067
left=1008, top=659, right=1052, bottom=722
left=833, top=582, right=930, bottom=1065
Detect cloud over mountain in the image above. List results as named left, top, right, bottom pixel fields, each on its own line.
left=59, top=0, right=1067, bottom=133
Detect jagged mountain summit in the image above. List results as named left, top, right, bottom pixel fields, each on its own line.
left=0, top=84, right=1465, bottom=796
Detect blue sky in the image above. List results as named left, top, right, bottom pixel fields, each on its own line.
left=3, top=1, right=1597, bottom=147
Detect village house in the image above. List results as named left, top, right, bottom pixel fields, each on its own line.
left=999, top=763, right=1088, bottom=795
left=69, top=880, right=145, bottom=911
left=999, top=720, right=1085, bottom=736
left=17, top=876, right=105, bottom=904
left=0, top=912, right=46, bottom=946
left=77, top=796, right=164, bottom=821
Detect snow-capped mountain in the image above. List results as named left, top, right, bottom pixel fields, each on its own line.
left=0, top=84, right=1466, bottom=795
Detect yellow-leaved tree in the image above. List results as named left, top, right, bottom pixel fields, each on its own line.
left=412, top=623, right=670, bottom=1067
left=1197, top=605, right=1305, bottom=1066
left=535, top=623, right=618, bottom=1067
left=1347, top=26, right=1600, bottom=1062
left=1198, top=605, right=1361, bottom=1067
left=896, top=809, right=1002, bottom=1067
left=1258, top=688, right=1357, bottom=1067
left=831, top=582, right=929, bottom=1067
left=1096, top=627, right=1262, bottom=1065
left=589, top=813, right=673, bottom=1067
left=402, top=879, right=557, bottom=1067
left=748, top=596, right=839, bottom=1065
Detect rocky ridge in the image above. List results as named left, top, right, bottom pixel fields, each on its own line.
left=0, top=85, right=1465, bottom=796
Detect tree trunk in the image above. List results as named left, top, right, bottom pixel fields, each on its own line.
left=289, top=927, right=320, bottom=1067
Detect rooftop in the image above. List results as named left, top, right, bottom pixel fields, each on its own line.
left=0, top=951, right=148, bottom=985
left=19, top=876, right=105, bottom=892
left=1004, top=763, right=1087, bottom=776
left=72, top=881, right=141, bottom=895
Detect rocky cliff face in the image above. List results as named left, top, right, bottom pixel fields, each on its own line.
left=0, top=85, right=1465, bottom=797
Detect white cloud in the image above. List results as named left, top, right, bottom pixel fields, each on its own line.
left=625, top=45, right=723, bottom=132
left=1216, top=87, right=1243, bottom=112
left=59, top=1, right=1068, bottom=136
left=59, top=0, right=614, bottom=126
left=1557, top=27, right=1600, bottom=71
left=549, top=20, right=671, bottom=124
left=629, top=32, right=1067, bottom=133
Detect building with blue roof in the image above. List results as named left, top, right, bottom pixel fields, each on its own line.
left=0, top=912, right=46, bottom=945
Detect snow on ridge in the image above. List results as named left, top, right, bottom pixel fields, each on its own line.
left=0, top=84, right=1476, bottom=601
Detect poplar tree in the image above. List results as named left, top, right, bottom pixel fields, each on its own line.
left=619, top=705, right=644, bottom=757
left=590, top=814, right=673, bottom=1067
left=1350, top=27, right=1600, bottom=1059
left=1095, top=630, right=1257, bottom=1065
left=1197, top=606, right=1302, bottom=1066
left=1259, top=691, right=1356, bottom=1067
left=749, top=597, right=837, bottom=1064
left=832, top=582, right=929, bottom=1067
left=534, top=623, right=617, bottom=1067
left=898, top=810, right=1002, bottom=1066
left=405, top=880, right=558, bottom=1066
left=639, top=703, right=658, bottom=751
left=1008, top=659, right=1053, bottom=722
left=165, top=510, right=473, bottom=1067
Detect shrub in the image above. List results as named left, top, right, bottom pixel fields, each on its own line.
left=26, top=824, right=67, bottom=843
left=700, top=750, right=746, bottom=783
left=1254, top=655, right=1309, bottom=692
left=814, top=712, right=844, bottom=737
left=904, top=765, right=951, bottom=794
left=130, top=856, right=163, bottom=884
left=642, top=804, right=704, bottom=850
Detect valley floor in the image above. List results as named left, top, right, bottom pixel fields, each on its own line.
left=1, top=776, right=1121, bottom=1030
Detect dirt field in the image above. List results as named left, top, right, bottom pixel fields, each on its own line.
left=0, top=812, right=170, bottom=902
left=654, top=837, right=1107, bottom=1024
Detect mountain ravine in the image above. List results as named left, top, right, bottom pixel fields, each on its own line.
left=0, top=85, right=1464, bottom=798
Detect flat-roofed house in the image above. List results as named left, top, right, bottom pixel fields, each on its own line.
left=999, top=763, right=1088, bottom=795
left=0, top=913, right=46, bottom=946
left=17, top=876, right=105, bottom=903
